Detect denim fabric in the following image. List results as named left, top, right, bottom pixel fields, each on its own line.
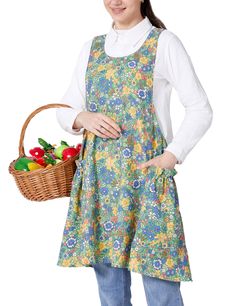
left=92, top=262, right=184, bottom=306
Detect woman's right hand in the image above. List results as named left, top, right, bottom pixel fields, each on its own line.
left=73, top=111, right=122, bottom=139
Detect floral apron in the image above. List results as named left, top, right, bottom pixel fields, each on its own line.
left=57, top=27, right=193, bottom=282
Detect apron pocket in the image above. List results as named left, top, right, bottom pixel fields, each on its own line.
left=147, top=165, right=177, bottom=179
left=146, top=166, right=179, bottom=247
left=162, top=167, right=177, bottom=178
left=146, top=165, right=177, bottom=197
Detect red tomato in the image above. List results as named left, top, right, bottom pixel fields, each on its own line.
left=29, top=147, right=45, bottom=158
left=62, top=147, right=79, bottom=161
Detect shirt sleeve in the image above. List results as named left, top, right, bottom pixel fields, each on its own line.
left=56, top=39, right=92, bottom=135
left=161, top=32, right=213, bottom=164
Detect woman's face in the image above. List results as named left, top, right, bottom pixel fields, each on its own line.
left=103, top=0, right=143, bottom=27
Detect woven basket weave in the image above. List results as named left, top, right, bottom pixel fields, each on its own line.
left=8, top=103, right=82, bottom=202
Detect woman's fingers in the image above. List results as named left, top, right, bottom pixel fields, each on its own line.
left=99, top=119, right=121, bottom=138
left=96, top=124, right=118, bottom=138
left=136, top=159, right=155, bottom=169
left=137, top=157, right=161, bottom=169
left=77, top=111, right=122, bottom=139
left=93, top=113, right=121, bottom=138
left=99, top=114, right=121, bottom=134
left=91, top=128, right=109, bottom=138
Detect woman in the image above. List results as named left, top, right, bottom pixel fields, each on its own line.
left=56, top=0, right=213, bottom=305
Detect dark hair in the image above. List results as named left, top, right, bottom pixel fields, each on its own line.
left=141, top=0, right=167, bottom=29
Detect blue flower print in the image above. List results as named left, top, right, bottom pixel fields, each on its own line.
left=89, top=102, right=97, bottom=112
left=122, top=148, right=132, bottom=158
left=127, top=60, right=137, bottom=68
left=113, top=239, right=121, bottom=250
left=66, top=237, right=77, bottom=248
left=132, top=179, right=141, bottom=189
left=137, top=89, right=147, bottom=99
left=104, top=220, right=114, bottom=232
left=153, top=259, right=163, bottom=270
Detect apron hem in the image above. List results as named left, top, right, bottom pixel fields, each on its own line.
left=56, top=257, right=193, bottom=282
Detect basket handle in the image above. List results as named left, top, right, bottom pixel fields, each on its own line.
left=18, top=103, right=72, bottom=157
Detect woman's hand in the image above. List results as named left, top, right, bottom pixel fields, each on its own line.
left=73, top=111, right=122, bottom=138
left=136, top=151, right=178, bottom=170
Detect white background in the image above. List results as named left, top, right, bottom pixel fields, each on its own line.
left=0, top=0, right=234, bottom=305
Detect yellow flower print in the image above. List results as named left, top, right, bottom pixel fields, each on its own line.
left=121, top=198, right=130, bottom=209
left=87, top=130, right=96, bottom=141
left=95, top=151, right=104, bottom=161
left=159, top=193, right=166, bottom=203
left=120, top=177, right=128, bottom=186
left=106, top=156, right=115, bottom=170
left=62, top=259, right=71, bottom=266
left=166, top=258, right=174, bottom=268
left=106, top=68, right=116, bottom=79
left=124, top=235, right=130, bottom=244
left=145, top=37, right=156, bottom=47
left=81, top=219, right=88, bottom=232
left=119, top=255, right=126, bottom=265
left=98, top=242, right=106, bottom=252
left=81, top=257, right=90, bottom=265
left=156, top=232, right=168, bottom=243
left=140, top=57, right=148, bottom=65
left=130, top=163, right=137, bottom=172
left=152, top=139, right=159, bottom=150
left=179, top=248, right=185, bottom=257
left=185, top=266, right=190, bottom=274
left=93, top=50, right=102, bottom=58
left=123, top=85, right=131, bottom=95
left=112, top=206, right=118, bottom=215
left=97, top=64, right=105, bottom=72
left=65, top=221, right=72, bottom=228
left=129, top=258, right=139, bottom=270
left=146, top=78, right=153, bottom=87
left=134, top=143, right=142, bottom=154
left=135, top=72, right=142, bottom=80
left=167, top=222, right=174, bottom=231
left=134, top=119, right=144, bottom=132
left=129, top=106, right=136, bottom=118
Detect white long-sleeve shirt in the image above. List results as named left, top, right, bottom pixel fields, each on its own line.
left=56, top=16, right=213, bottom=164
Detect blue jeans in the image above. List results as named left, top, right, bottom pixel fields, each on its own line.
left=92, top=263, right=184, bottom=306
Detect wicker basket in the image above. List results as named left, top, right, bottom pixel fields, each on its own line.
left=8, top=103, right=83, bottom=202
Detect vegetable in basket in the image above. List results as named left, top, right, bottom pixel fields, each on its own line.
left=29, top=147, right=45, bottom=158
left=62, top=147, right=79, bottom=160
left=54, top=140, right=79, bottom=160
left=38, top=137, right=55, bottom=152
left=14, top=157, right=43, bottom=171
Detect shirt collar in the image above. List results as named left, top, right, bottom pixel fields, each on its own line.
left=106, top=16, right=153, bottom=46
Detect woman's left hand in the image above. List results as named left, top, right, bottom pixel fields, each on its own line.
left=136, top=151, right=178, bottom=170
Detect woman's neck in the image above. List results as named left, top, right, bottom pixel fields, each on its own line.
left=113, top=16, right=144, bottom=30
